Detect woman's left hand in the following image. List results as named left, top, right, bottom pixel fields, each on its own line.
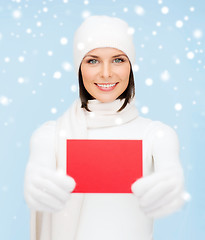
left=131, top=169, right=188, bottom=218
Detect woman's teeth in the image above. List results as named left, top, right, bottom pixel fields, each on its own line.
left=96, top=83, right=117, bottom=88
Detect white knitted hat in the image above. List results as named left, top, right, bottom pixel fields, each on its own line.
left=73, top=15, right=136, bottom=75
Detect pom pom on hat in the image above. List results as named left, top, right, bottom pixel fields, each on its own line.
left=73, top=15, right=136, bottom=75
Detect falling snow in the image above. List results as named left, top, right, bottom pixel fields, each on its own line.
left=190, top=6, right=195, bottom=12
left=174, top=103, right=183, bottom=111
left=84, top=0, right=89, bottom=5
left=82, top=10, right=91, bottom=18
left=53, top=71, right=62, bottom=79
left=4, top=57, right=10, bottom=63
left=51, top=108, right=57, bottom=114
left=70, top=84, right=77, bottom=92
left=26, top=28, right=32, bottom=34
left=193, top=29, right=203, bottom=39
left=0, top=2, right=204, bottom=238
left=141, top=106, right=149, bottom=114
left=36, top=21, right=42, bottom=27
left=161, top=6, right=169, bottom=14
left=62, top=62, right=72, bottom=71
left=12, top=9, right=22, bottom=19
left=133, top=64, right=139, bottom=72
left=160, top=70, right=170, bottom=82
left=18, top=77, right=25, bottom=84
left=0, top=96, right=12, bottom=106
left=175, top=58, right=181, bottom=64
left=176, top=20, right=184, bottom=28
left=134, top=6, right=145, bottom=16
left=18, top=56, right=25, bottom=62
left=47, top=50, right=53, bottom=56
left=60, top=37, right=68, bottom=45
left=127, top=27, right=135, bottom=35
left=145, top=78, right=153, bottom=86
left=187, top=51, right=195, bottom=59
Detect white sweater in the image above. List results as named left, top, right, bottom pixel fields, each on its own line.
left=27, top=99, right=183, bottom=240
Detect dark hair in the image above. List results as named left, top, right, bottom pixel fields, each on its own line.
left=78, top=63, right=135, bottom=112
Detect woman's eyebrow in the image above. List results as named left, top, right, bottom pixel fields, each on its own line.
left=84, top=54, right=128, bottom=58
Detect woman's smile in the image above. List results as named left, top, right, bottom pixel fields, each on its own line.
left=95, top=82, right=119, bottom=91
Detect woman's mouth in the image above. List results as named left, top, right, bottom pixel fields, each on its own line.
left=95, top=82, right=118, bottom=91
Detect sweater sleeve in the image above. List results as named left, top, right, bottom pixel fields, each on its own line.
left=26, top=121, right=57, bottom=240
left=151, top=122, right=183, bottom=173
left=28, top=120, right=57, bottom=169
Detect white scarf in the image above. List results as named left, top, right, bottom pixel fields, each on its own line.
left=31, top=97, right=139, bottom=240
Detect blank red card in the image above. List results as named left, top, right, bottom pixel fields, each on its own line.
left=66, top=139, right=142, bottom=193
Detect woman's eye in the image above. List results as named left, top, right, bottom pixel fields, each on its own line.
left=88, top=59, right=98, bottom=64
left=114, top=58, right=124, bottom=63
left=87, top=58, right=125, bottom=64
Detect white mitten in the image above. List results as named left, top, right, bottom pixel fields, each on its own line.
left=131, top=169, right=188, bottom=218
left=24, top=161, right=76, bottom=212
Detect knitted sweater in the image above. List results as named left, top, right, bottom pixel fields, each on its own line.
left=27, top=99, right=183, bottom=240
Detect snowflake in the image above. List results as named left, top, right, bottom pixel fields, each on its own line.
left=70, top=84, right=77, bottom=92
left=12, top=9, right=22, bottom=19
left=190, top=6, right=195, bottom=12
left=141, top=106, right=149, bottom=114
left=0, top=96, right=12, bottom=106
left=60, top=37, right=68, bottom=45
left=4, top=57, right=10, bottom=63
left=82, top=10, right=91, bottom=19
left=51, top=108, right=57, bottom=114
left=18, top=77, right=25, bottom=84
left=161, top=6, right=169, bottom=14
left=62, top=62, right=72, bottom=71
left=53, top=71, right=62, bottom=79
left=135, top=6, right=145, bottom=16
left=18, top=56, right=25, bottom=62
left=193, top=29, right=203, bottom=39
left=187, top=51, right=195, bottom=59
left=84, top=0, right=89, bottom=5
left=43, top=7, right=48, bottom=13
left=36, top=21, right=42, bottom=27
left=176, top=20, right=183, bottom=28
left=160, top=70, right=170, bottom=82
left=48, top=51, right=53, bottom=56
left=127, top=27, right=135, bottom=35
left=174, top=103, right=183, bottom=111
left=26, top=28, right=32, bottom=34
left=133, top=64, right=139, bottom=72
left=145, top=78, right=153, bottom=86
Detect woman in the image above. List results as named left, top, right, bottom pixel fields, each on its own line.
left=24, top=15, right=186, bottom=240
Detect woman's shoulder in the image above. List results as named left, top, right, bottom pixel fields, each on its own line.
left=29, top=121, right=57, bottom=166
left=138, top=117, right=178, bottom=142
left=30, top=120, right=57, bottom=143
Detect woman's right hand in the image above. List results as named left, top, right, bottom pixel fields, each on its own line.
left=24, top=161, right=76, bottom=212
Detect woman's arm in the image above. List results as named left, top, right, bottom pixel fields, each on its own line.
left=24, top=121, right=76, bottom=212
left=132, top=122, right=188, bottom=218
left=28, top=121, right=57, bottom=168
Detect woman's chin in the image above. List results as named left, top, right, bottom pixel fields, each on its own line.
left=95, top=96, right=117, bottom=103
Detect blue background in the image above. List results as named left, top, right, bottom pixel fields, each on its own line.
left=0, top=0, right=204, bottom=239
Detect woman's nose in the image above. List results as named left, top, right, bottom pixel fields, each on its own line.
left=100, top=62, right=112, bottom=78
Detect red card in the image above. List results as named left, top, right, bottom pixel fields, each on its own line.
left=66, top=139, right=142, bottom=193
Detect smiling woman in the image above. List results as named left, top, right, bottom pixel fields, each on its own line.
left=81, top=48, right=130, bottom=103
left=79, top=47, right=135, bottom=111
left=24, top=15, right=186, bottom=240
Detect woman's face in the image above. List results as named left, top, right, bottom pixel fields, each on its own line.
left=80, top=47, right=131, bottom=103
